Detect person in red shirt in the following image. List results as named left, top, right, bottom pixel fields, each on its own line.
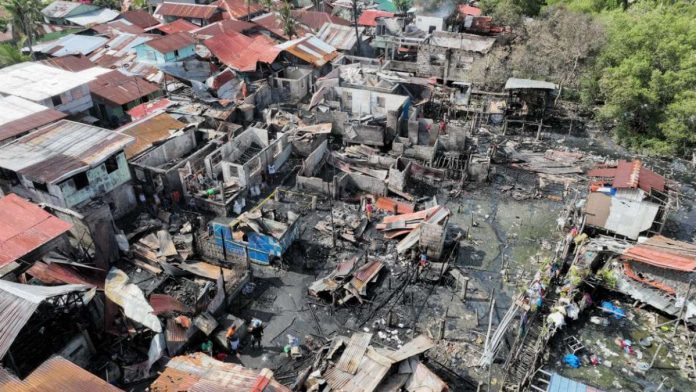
left=365, top=199, right=374, bottom=220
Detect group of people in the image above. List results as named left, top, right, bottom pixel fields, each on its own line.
left=200, top=318, right=265, bottom=361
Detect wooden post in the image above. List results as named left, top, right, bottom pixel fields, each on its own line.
left=483, top=296, right=496, bottom=354
left=649, top=343, right=664, bottom=369
left=439, top=318, right=446, bottom=340
left=535, top=119, right=543, bottom=141
left=673, top=280, right=693, bottom=338
left=461, top=277, right=470, bottom=301
left=311, top=196, right=317, bottom=210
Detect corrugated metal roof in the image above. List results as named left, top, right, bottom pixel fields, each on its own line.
left=0, top=194, right=72, bottom=267
left=121, top=10, right=161, bottom=29
left=429, top=31, right=496, bottom=53
left=584, top=192, right=659, bottom=240
left=118, top=112, right=186, bottom=158
left=41, top=1, right=86, bottom=18
left=291, top=10, right=350, bottom=31
left=623, top=236, right=696, bottom=272
left=26, top=261, right=104, bottom=289
left=0, top=120, right=134, bottom=184
left=548, top=372, right=603, bottom=392
left=89, top=33, right=154, bottom=68
left=0, top=281, right=90, bottom=359
left=155, top=2, right=219, bottom=20
left=89, top=69, right=161, bottom=106
left=150, top=353, right=290, bottom=391
left=192, top=19, right=255, bottom=39
left=33, top=33, right=109, bottom=57
left=458, top=4, right=482, bottom=16
left=0, top=355, right=123, bottom=392
left=41, top=54, right=96, bottom=71
left=204, top=31, right=280, bottom=72
left=340, top=347, right=393, bottom=392
left=317, top=23, right=363, bottom=51
left=66, top=8, right=119, bottom=27
left=276, top=34, right=338, bottom=67
left=164, top=318, right=189, bottom=355
left=504, top=77, right=557, bottom=90
left=150, top=294, right=191, bottom=315
left=387, top=334, right=435, bottom=362
left=126, top=98, right=174, bottom=121
left=0, top=96, right=66, bottom=143
left=336, top=332, right=372, bottom=374
left=144, top=32, right=197, bottom=54
left=0, top=62, right=96, bottom=102
left=90, top=19, right=145, bottom=36
left=219, top=0, right=263, bottom=19
left=588, top=160, right=666, bottom=193
left=358, top=10, right=394, bottom=27
left=153, top=18, right=199, bottom=34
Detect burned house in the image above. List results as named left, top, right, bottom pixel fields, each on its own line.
left=0, top=281, right=96, bottom=377
left=584, top=160, right=671, bottom=240
left=0, top=120, right=136, bottom=219
left=120, top=113, right=225, bottom=200
left=0, top=194, right=72, bottom=279
left=271, top=66, right=314, bottom=102
left=182, top=127, right=291, bottom=216
left=503, top=77, right=558, bottom=121
left=312, top=84, right=410, bottom=146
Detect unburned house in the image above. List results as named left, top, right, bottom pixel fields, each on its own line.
left=135, top=32, right=197, bottom=65
left=0, top=96, right=66, bottom=146
left=154, top=2, right=222, bottom=26
left=0, top=120, right=136, bottom=219
left=0, top=62, right=97, bottom=115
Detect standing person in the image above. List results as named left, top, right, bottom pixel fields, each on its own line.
left=249, top=319, right=264, bottom=348
left=365, top=198, right=374, bottom=221
left=201, top=340, right=213, bottom=356
left=439, top=119, right=447, bottom=135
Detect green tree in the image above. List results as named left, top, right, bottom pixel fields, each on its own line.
left=1, top=0, right=42, bottom=58
left=589, top=2, right=696, bottom=156
left=392, top=0, right=411, bottom=13
left=0, top=42, right=29, bottom=66
left=278, top=0, right=296, bottom=38
left=92, top=0, right=121, bottom=10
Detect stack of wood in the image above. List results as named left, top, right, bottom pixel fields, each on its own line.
left=375, top=205, right=451, bottom=254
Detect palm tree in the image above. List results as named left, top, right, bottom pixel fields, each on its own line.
left=278, top=0, right=295, bottom=38
left=1, top=0, right=42, bottom=59
left=0, top=42, right=29, bottom=66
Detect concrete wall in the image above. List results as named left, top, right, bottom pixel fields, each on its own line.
left=345, top=124, right=385, bottom=146
left=420, top=223, right=445, bottom=260
left=136, top=44, right=196, bottom=65
left=388, top=159, right=410, bottom=192
left=334, top=86, right=408, bottom=116
left=300, top=140, right=328, bottom=177
left=415, top=15, right=445, bottom=33
left=416, top=45, right=477, bottom=82
left=38, top=84, right=93, bottom=115
left=346, top=173, right=387, bottom=196
left=57, top=152, right=132, bottom=208
left=273, top=67, right=312, bottom=101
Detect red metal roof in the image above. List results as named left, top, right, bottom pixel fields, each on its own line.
left=150, top=293, right=191, bottom=315
left=458, top=5, right=482, bottom=16
left=145, top=31, right=197, bottom=53
left=155, top=2, right=220, bottom=20
left=26, top=261, right=105, bottom=289
left=126, top=98, right=174, bottom=121
left=204, top=31, right=280, bottom=72
left=291, top=10, right=350, bottom=31
left=192, top=19, right=255, bottom=38
left=622, top=235, right=696, bottom=272
left=0, top=194, right=72, bottom=267
left=219, top=0, right=263, bottom=19
left=90, top=70, right=161, bottom=106
left=41, top=54, right=95, bottom=71
left=357, top=10, right=393, bottom=27
left=121, top=10, right=161, bottom=29
left=154, top=18, right=199, bottom=34
left=588, top=160, right=665, bottom=193
left=91, top=20, right=145, bottom=36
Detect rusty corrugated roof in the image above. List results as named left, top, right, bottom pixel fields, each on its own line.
left=219, top=0, right=263, bottom=19
left=0, top=356, right=122, bottom=392
left=204, top=31, right=280, bottom=72
left=317, top=23, right=363, bottom=51
left=126, top=98, right=174, bottom=121
left=291, top=10, right=350, bottom=31
left=155, top=2, right=219, bottom=20
left=26, top=261, right=104, bottom=289
left=89, top=70, right=161, bottom=107
left=0, top=194, right=72, bottom=267
left=588, top=160, right=666, bottom=193
left=40, top=55, right=95, bottom=72
left=192, top=19, right=255, bottom=38
left=121, top=10, right=161, bottom=29
left=145, top=32, right=197, bottom=54
left=149, top=353, right=290, bottom=391
left=118, top=112, right=186, bottom=159
left=150, top=294, right=191, bottom=315
left=0, top=96, right=67, bottom=143
left=336, top=332, right=372, bottom=374
left=252, top=12, right=312, bottom=40
left=622, top=236, right=696, bottom=272
left=357, top=10, right=394, bottom=27
left=153, top=18, right=199, bottom=34
left=0, top=120, right=135, bottom=184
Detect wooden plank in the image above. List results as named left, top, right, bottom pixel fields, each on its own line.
left=157, top=230, right=178, bottom=257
